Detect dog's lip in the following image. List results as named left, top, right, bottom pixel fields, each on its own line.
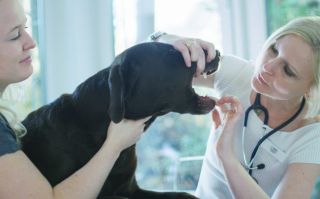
left=196, top=95, right=216, bottom=113
left=198, top=95, right=217, bottom=102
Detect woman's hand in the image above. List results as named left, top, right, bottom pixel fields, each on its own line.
left=105, top=117, right=151, bottom=153
left=212, top=96, right=243, bottom=159
left=158, top=34, right=217, bottom=77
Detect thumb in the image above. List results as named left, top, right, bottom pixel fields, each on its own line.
left=211, top=109, right=221, bottom=129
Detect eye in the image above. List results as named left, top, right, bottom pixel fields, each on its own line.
left=284, top=64, right=296, bottom=77
left=10, top=31, right=21, bottom=41
left=270, top=44, right=278, bottom=55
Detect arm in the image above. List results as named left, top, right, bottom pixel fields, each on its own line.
left=272, top=163, right=320, bottom=198
left=220, top=155, right=320, bottom=199
left=0, top=118, right=149, bottom=199
left=215, top=97, right=320, bottom=199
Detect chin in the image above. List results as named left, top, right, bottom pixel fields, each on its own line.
left=16, top=71, right=33, bottom=83
left=22, top=65, right=33, bottom=80
left=251, top=77, right=261, bottom=93
left=251, top=82, right=287, bottom=100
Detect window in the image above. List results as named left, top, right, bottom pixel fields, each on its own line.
left=154, top=0, right=223, bottom=49
left=15, top=0, right=45, bottom=119
left=266, top=0, right=320, bottom=34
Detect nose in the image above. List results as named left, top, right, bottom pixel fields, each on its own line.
left=262, top=58, right=281, bottom=75
left=22, top=30, right=36, bottom=51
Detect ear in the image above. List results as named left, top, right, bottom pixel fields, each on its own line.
left=108, top=64, right=125, bottom=123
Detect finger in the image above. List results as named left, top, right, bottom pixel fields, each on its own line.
left=188, top=43, right=206, bottom=77
left=211, top=109, right=221, bottom=129
left=189, top=44, right=199, bottom=62
left=174, top=42, right=192, bottom=67
left=198, top=40, right=216, bottom=62
left=216, top=96, right=238, bottom=106
left=196, top=51, right=206, bottom=77
left=216, top=96, right=241, bottom=114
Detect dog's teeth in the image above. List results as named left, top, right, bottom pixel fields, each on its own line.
left=208, top=96, right=218, bottom=101
left=203, top=73, right=207, bottom=79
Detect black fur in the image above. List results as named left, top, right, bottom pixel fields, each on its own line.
left=21, top=42, right=220, bottom=199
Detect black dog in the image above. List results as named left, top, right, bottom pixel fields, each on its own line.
left=21, top=42, right=220, bottom=199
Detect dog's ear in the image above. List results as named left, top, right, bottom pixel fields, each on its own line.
left=108, top=64, right=125, bottom=123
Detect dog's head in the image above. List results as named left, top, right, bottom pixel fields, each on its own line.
left=108, top=42, right=220, bottom=123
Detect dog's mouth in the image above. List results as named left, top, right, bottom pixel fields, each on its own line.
left=205, top=69, right=216, bottom=76
left=191, top=86, right=217, bottom=114
left=196, top=95, right=216, bottom=114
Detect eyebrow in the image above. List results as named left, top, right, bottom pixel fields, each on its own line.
left=9, top=25, right=20, bottom=33
left=9, top=18, right=27, bottom=33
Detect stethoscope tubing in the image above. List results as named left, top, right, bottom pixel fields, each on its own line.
left=242, top=93, right=306, bottom=177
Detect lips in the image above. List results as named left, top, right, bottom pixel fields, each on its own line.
left=20, top=56, right=32, bottom=64
left=257, top=73, right=268, bottom=85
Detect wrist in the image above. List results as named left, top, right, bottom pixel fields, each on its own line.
left=102, top=141, right=122, bottom=157
left=216, top=139, right=236, bottom=160
left=218, top=149, right=237, bottom=168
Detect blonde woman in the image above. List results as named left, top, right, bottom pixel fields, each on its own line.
left=0, top=0, right=149, bottom=198
left=152, top=16, right=320, bottom=198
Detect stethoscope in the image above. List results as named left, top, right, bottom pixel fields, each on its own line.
left=242, top=93, right=305, bottom=180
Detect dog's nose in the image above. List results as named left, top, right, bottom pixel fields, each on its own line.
left=203, top=50, right=220, bottom=75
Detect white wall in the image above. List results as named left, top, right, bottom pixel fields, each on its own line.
left=219, top=0, right=267, bottom=60
left=40, top=0, right=114, bottom=103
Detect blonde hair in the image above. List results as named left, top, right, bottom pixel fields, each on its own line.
left=0, top=85, right=27, bottom=139
left=260, top=16, right=320, bottom=118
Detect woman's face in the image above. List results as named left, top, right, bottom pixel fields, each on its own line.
left=0, top=0, right=35, bottom=90
left=251, top=34, right=314, bottom=101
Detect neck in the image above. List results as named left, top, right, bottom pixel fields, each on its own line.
left=262, top=96, right=304, bottom=117
left=0, top=84, right=8, bottom=97
left=251, top=91, right=306, bottom=130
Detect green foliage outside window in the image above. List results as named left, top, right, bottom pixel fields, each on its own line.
left=15, top=0, right=45, bottom=120
left=266, top=0, right=320, bottom=34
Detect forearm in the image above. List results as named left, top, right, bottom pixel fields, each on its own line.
left=221, top=157, right=270, bottom=199
left=53, top=143, right=120, bottom=199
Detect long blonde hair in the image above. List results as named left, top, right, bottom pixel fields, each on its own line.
left=0, top=85, right=27, bottom=139
left=260, top=16, right=320, bottom=118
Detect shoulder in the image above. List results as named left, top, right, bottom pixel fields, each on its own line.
left=219, top=55, right=251, bottom=68
left=216, top=55, right=254, bottom=78
left=213, top=55, right=254, bottom=96
left=0, top=115, right=20, bottom=156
